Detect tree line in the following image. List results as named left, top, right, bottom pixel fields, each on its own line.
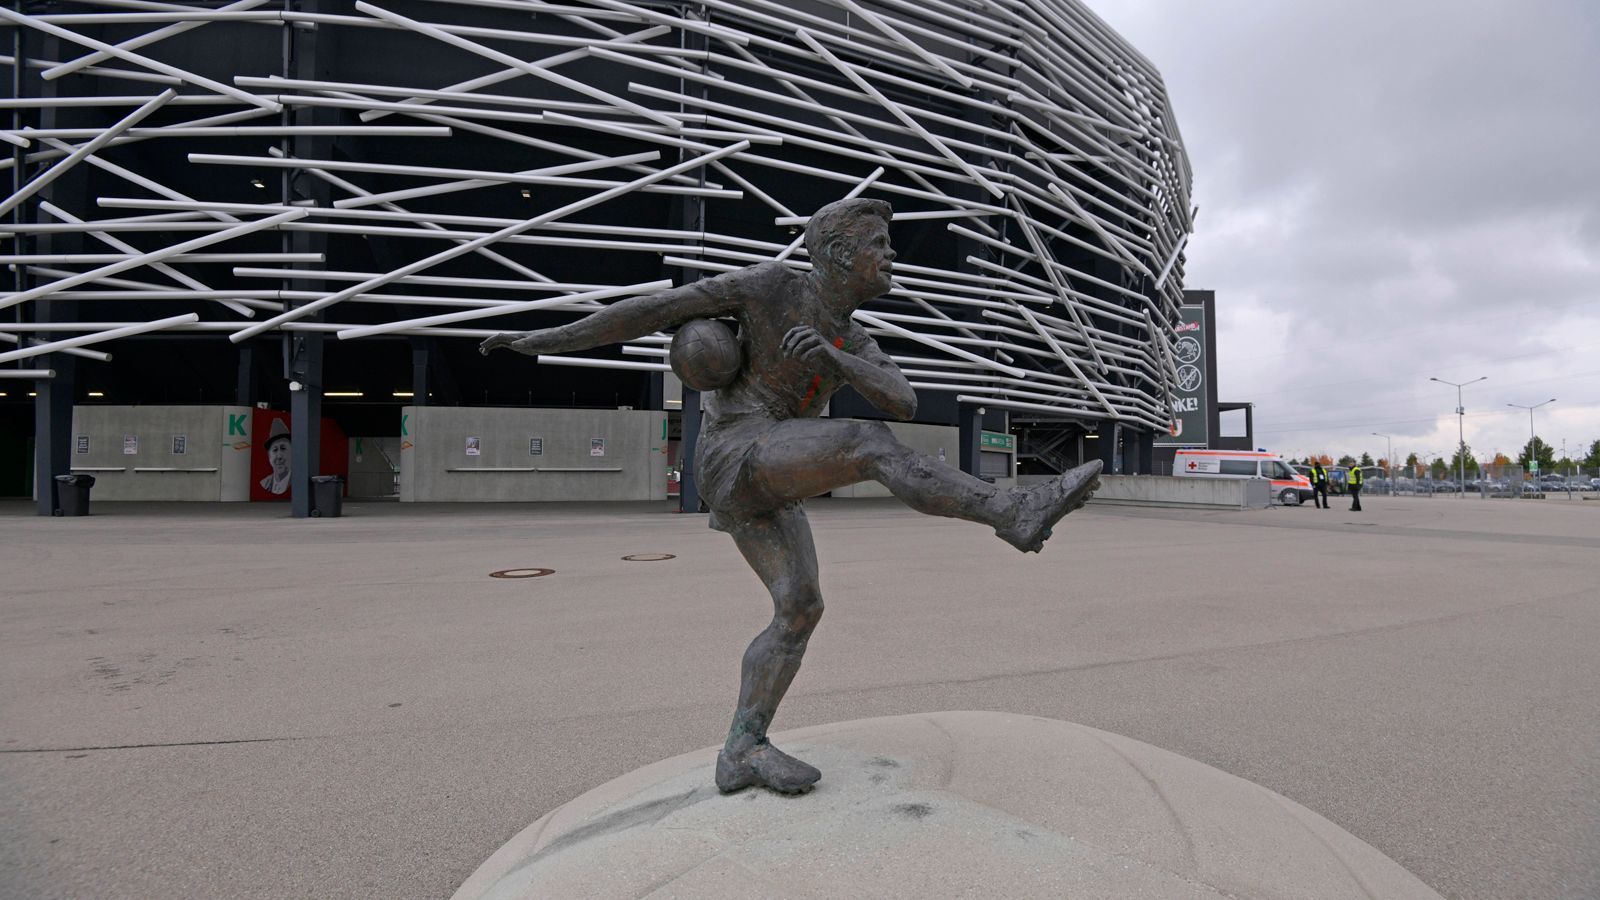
left=1287, top=438, right=1600, bottom=479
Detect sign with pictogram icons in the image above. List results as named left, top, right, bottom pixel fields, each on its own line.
left=1155, top=305, right=1210, bottom=447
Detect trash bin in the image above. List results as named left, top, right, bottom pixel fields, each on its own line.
left=310, top=475, right=345, bottom=518
left=54, top=473, right=95, bottom=517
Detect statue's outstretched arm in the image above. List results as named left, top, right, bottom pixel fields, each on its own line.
left=480, top=270, right=748, bottom=357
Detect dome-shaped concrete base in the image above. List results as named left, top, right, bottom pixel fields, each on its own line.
left=454, top=712, right=1441, bottom=899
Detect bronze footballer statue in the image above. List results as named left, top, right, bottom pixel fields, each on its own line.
left=482, top=198, right=1101, bottom=794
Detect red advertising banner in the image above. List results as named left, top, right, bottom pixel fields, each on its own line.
left=250, top=409, right=350, bottom=501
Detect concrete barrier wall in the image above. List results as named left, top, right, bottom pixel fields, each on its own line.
left=829, top=421, right=998, bottom=497
left=68, top=405, right=252, bottom=501
left=1022, top=473, right=1271, bottom=509
left=400, top=407, right=668, bottom=502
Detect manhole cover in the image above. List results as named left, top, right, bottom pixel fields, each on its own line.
left=622, top=553, right=676, bottom=562
left=490, top=568, right=555, bottom=578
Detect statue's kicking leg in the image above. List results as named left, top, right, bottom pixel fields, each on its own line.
left=717, top=506, right=826, bottom=794
left=746, top=419, right=1102, bottom=554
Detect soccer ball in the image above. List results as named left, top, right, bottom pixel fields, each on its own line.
left=669, top=318, right=743, bottom=391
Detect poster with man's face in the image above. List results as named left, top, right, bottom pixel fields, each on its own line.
left=253, top=411, right=294, bottom=500
left=249, top=410, right=350, bottom=501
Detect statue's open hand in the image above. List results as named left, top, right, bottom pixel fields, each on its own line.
left=782, top=325, right=845, bottom=375
left=479, top=333, right=519, bottom=356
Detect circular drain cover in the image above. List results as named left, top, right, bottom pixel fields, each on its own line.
left=622, top=553, right=675, bottom=562
left=490, top=568, right=555, bottom=578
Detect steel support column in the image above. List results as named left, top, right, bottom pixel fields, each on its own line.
left=1121, top=428, right=1141, bottom=476
left=672, top=4, right=708, bottom=514
left=284, top=0, right=335, bottom=517
left=411, top=348, right=430, bottom=407
left=958, top=402, right=985, bottom=478
left=29, top=30, right=79, bottom=515
left=1096, top=422, right=1120, bottom=475
left=677, top=387, right=702, bottom=513
left=235, top=346, right=255, bottom=406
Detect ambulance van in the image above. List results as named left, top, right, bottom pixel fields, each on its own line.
left=1172, top=450, right=1313, bottom=506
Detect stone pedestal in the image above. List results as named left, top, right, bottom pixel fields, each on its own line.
left=454, top=712, right=1441, bottom=899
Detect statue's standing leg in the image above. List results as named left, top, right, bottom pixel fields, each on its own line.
left=717, top=506, right=825, bottom=794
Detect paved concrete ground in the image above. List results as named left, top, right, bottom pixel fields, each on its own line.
left=1, top=494, right=1596, bottom=899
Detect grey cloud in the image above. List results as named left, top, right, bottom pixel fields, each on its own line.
left=1093, top=0, right=1600, bottom=457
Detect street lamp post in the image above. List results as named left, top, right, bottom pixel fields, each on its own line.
left=1507, top=398, right=1556, bottom=485
left=1430, top=376, right=1486, bottom=498
left=1372, top=432, right=1392, bottom=495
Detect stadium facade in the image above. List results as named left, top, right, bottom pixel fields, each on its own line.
left=2, top=0, right=1194, bottom=513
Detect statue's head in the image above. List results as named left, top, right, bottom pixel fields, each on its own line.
left=805, top=198, right=894, bottom=289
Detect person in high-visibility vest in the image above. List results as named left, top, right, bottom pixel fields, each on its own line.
left=1309, top=461, right=1330, bottom=509
left=1348, top=464, right=1365, bottom=511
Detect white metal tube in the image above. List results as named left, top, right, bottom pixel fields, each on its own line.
left=709, top=162, right=793, bottom=217
left=336, top=280, right=671, bottom=340
left=852, top=310, right=1027, bottom=379
left=0, top=7, right=279, bottom=112
left=357, top=23, right=672, bottom=122
left=41, top=0, right=274, bottom=80
left=190, top=150, right=672, bottom=193
left=957, top=394, right=1111, bottom=421
left=1004, top=198, right=1108, bottom=372
left=0, top=253, right=321, bottom=264
left=228, top=140, right=751, bottom=343
left=1153, top=231, right=1189, bottom=291
left=8, top=107, right=278, bottom=170
left=0, top=209, right=307, bottom=312
left=830, top=0, right=973, bottom=88
left=11, top=125, right=453, bottom=139
left=37, top=200, right=256, bottom=318
left=236, top=75, right=593, bottom=114
left=0, top=313, right=199, bottom=365
left=535, top=355, right=669, bottom=372
left=0, top=368, right=56, bottom=379
left=352, top=2, right=679, bottom=130
left=1, top=220, right=231, bottom=234
left=264, top=145, right=553, bottom=285
left=537, top=110, right=781, bottom=153
left=1046, top=181, right=1150, bottom=278
left=0, top=89, right=175, bottom=220
left=38, top=137, right=241, bottom=224
left=0, top=95, right=236, bottom=108
left=328, top=155, right=711, bottom=211
left=0, top=330, right=113, bottom=361
left=231, top=267, right=609, bottom=293
left=32, top=10, right=286, bottom=24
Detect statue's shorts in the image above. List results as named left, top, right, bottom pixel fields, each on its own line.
left=695, top=413, right=798, bottom=533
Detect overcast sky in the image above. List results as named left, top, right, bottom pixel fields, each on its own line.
left=1093, top=0, right=1600, bottom=468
